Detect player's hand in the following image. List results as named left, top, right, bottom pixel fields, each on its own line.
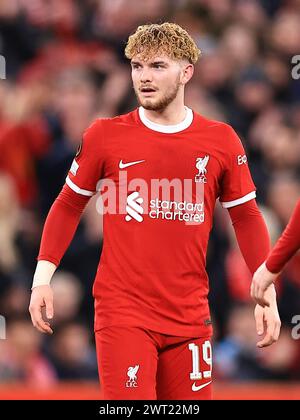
left=29, top=285, right=54, bottom=334
left=254, top=285, right=281, bottom=348
left=251, top=262, right=279, bottom=307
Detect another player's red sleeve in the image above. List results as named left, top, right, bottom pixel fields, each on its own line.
left=38, top=184, right=90, bottom=265
left=219, top=125, right=256, bottom=208
left=266, top=200, right=300, bottom=273
left=228, top=199, right=271, bottom=275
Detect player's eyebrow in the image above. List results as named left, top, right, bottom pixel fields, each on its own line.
left=131, top=60, right=168, bottom=66
left=151, top=61, right=167, bottom=65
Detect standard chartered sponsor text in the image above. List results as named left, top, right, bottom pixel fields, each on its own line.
left=149, top=198, right=204, bottom=223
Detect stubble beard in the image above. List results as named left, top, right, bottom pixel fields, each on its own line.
left=134, top=79, right=181, bottom=111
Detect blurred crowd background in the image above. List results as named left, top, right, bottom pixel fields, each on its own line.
left=0, top=0, right=300, bottom=388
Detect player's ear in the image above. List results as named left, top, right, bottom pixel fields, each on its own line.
left=180, top=62, right=194, bottom=85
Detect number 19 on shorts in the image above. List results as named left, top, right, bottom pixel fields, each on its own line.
left=188, top=341, right=212, bottom=380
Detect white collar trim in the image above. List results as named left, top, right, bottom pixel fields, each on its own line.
left=138, top=106, right=193, bottom=133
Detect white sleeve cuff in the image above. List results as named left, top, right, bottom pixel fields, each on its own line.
left=220, top=191, right=256, bottom=208
left=66, top=176, right=95, bottom=196
left=32, top=260, right=57, bottom=289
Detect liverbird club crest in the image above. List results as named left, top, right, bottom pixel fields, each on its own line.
left=126, top=365, right=140, bottom=387
left=195, top=156, right=210, bottom=183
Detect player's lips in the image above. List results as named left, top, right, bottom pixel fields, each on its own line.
left=141, top=91, right=156, bottom=96
left=140, top=87, right=157, bottom=96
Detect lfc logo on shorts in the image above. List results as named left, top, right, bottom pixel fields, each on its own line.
left=195, top=156, right=209, bottom=183
left=126, top=364, right=139, bottom=387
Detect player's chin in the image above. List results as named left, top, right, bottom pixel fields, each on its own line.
left=136, top=93, right=156, bottom=106
left=139, top=98, right=161, bottom=111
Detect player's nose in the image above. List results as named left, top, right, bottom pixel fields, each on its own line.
left=140, top=68, right=153, bottom=83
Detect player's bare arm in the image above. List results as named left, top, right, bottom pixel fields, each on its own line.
left=254, top=284, right=281, bottom=348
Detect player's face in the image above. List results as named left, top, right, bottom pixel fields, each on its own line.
left=131, top=54, right=184, bottom=111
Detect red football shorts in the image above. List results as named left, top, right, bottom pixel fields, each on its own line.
left=95, top=326, right=212, bottom=400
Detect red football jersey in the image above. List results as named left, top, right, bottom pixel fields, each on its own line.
left=66, top=107, right=256, bottom=337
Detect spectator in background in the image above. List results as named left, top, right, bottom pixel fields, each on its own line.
left=0, top=174, right=19, bottom=274
left=50, top=271, right=83, bottom=326
left=0, top=318, right=57, bottom=386
left=37, top=68, right=99, bottom=212
left=48, top=321, right=98, bottom=380
left=214, top=304, right=300, bottom=381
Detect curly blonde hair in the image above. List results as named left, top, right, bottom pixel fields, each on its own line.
left=125, top=22, right=201, bottom=64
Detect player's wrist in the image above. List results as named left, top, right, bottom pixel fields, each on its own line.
left=265, top=260, right=281, bottom=277
left=32, top=260, right=57, bottom=289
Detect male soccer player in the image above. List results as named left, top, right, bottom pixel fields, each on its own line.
left=251, top=199, right=300, bottom=307
left=29, top=23, right=281, bottom=400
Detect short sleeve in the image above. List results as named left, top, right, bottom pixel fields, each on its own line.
left=66, top=119, right=104, bottom=196
left=219, top=125, right=256, bottom=208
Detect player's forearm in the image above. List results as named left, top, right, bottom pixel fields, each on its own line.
left=229, top=199, right=271, bottom=275
left=34, top=184, right=90, bottom=286
left=37, top=198, right=82, bottom=265
left=266, top=200, right=300, bottom=273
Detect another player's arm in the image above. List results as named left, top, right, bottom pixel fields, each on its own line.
left=251, top=199, right=300, bottom=307
left=29, top=119, right=104, bottom=334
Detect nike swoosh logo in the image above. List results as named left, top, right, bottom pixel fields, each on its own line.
left=192, top=381, right=212, bottom=392
left=119, top=159, right=145, bottom=169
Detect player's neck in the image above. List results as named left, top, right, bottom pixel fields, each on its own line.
left=142, top=101, right=187, bottom=126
